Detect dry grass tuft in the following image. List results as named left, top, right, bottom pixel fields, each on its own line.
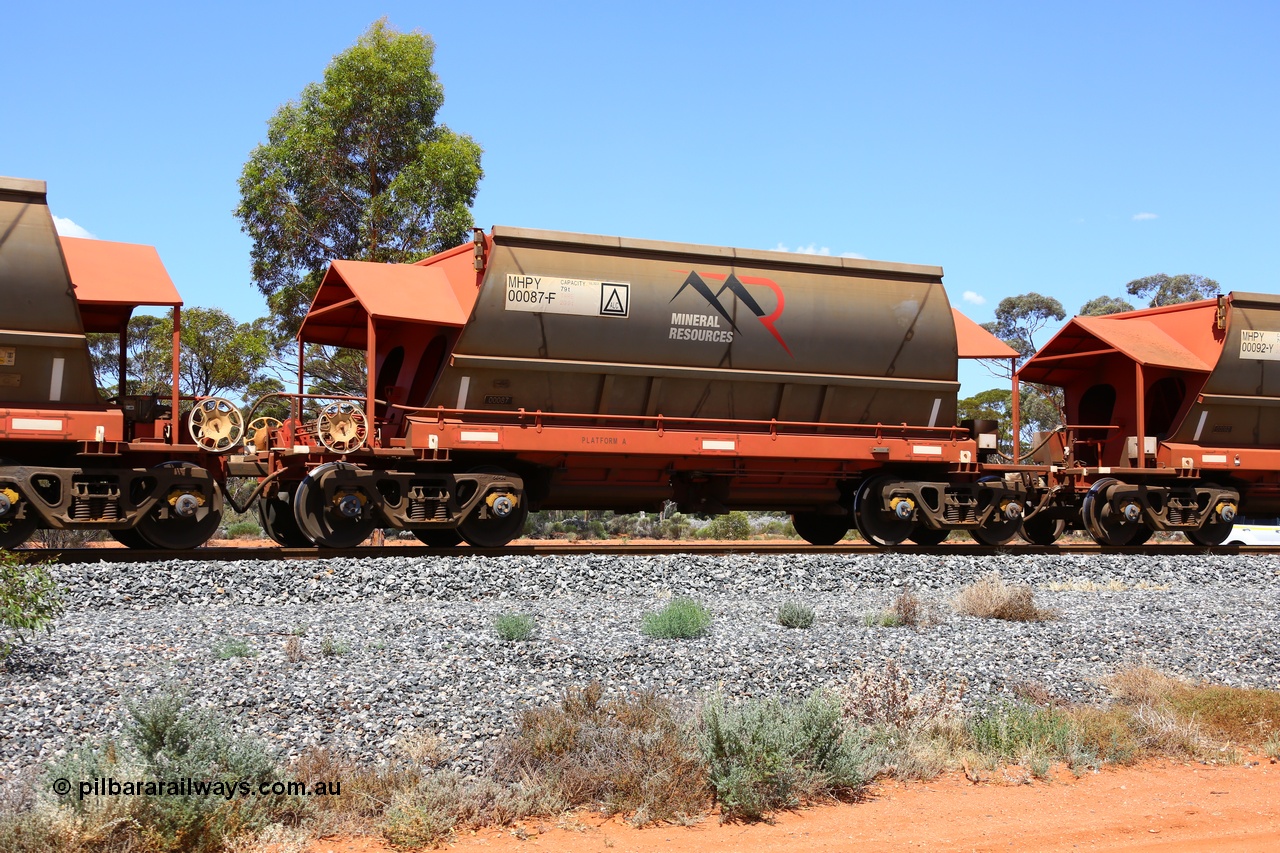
left=865, top=590, right=946, bottom=629
left=953, top=572, right=1058, bottom=622
left=498, top=683, right=707, bottom=825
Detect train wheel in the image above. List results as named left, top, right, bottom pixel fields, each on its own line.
left=1186, top=521, right=1232, bottom=546
left=907, top=525, right=950, bottom=545
left=0, top=469, right=37, bottom=548
left=257, top=489, right=312, bottom=547
left=292, top=463, right=377, bottom=548
left=853, top=476, right=914, bottom=547
left=1080, top=478, right=1138, bottom=546
left=1020, top=513, right=1065, bottom=546
left=791, top=512, right=851, bottom=546
left=970, top=477, right=1023, bottom=546
left=110, top=528, right=153, bottom=549
left=133, top=463, right=223, bottom=550
left=413, top=528, right=464, bottom=548
left=1128, top=526, right=1154, bottom=546
left=0, top=512, right=37, bottom=549
left=456, top=469, right=527, bottom=548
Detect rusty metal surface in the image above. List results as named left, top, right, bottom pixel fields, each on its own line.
left=0, top=176, right=100, bottom=405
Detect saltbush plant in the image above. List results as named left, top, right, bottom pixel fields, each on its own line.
left=0, top=550, right=64, bottom=660
left=699, top=691, right=872, bottom=820
left=641, top=598, right=712, bottom=639
left=776, top=601, right=816, bottom=629
left=493, top=612, right=536, bottom=643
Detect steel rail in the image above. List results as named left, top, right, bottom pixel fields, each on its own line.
left=25, top=542, right=1280, bottom=564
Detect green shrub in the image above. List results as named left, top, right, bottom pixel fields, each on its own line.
left=776, top=601, right=815, bottom=629
left=641, top=598, right=712, bottom=639
left=213, top=637, right=257, bottom=660
left=43, top=690, right=305, bottom=853
left=967, top=701, right=1080, bottom=766
left=700, top=511, right=751, bottom=540
left=225, top=520, right=262, bottom=539
left=493, top=613, right=536, bottom=643
left=699, top=691, right=872, bottom=821
left=319, top=636, right=351, bottom=657
left=0, top=550, right=64, bottom=659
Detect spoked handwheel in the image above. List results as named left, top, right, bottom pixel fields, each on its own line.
left=1020, top=512, right=1066, bottom=546
left=257, top=488, right=312, bottom=547
left=188, top=398, right=245, bottom=453
left=292, top=463, right=377, bottom=548
left=790, top=511, right=851, bottom=545
left=316, top=402, right=368, bottom=454
left=413, top=528, right=464, bottom=548
left=853, top=476, right=914, bottom=546
left=1080, top=478, right=1140, bottom=546
left=247, top=417, right=283, bottom=452
left=970, top=477, right=1024, bottom=546
left=457, top=468, right=527, bottom=548
left=134, top=463, right=223, bottom=549
left=907, top=525, right=950, bottom=545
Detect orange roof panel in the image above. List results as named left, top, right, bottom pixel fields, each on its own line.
left=952, top=308, right=1019, bottom=359
left=1073, top=316, right=1212, bottom=372
left=59, top=236, right=182, bottom=307
left=301, top=257, right=481, bottom=348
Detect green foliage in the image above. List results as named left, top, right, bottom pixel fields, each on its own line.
left=957, top=384, right=1062, bottom=457
left=212, top=637, right=257, bottom=660
left=224, top=520, right=262, bottom=540
left=980, top=292, right=1066, bottom=368
left=1078, top=295, right=1135, bottom=316
left=700, top=511, right=751, bottom=540
left=493, top=612, right=536, bottom=643
left=699, top=691, right=871, bottom=820
left=236, top=18, right=483, bottom=336
left=1126, top=273, right=1220, bottom=308
left=44, top=689, right=304, bottom=853
left=88, top=309, right=275, bottom=403
left=641, top=598, right=712, bottom=639
left=776, top=601, right=815, bottom=629
left=0, top=550, right=64, bottom=659
left=319, top=636, right=351, bottom=657
left=967, top=702, right=1079, bottom=764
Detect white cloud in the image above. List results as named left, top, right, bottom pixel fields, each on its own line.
left=1132, top=212, right=1159, bottom=221
left=839, top=251, right=867, bottom=259
left=53, top=216, right=95, bottom=239
left=962, top=290, right=986, bottom=306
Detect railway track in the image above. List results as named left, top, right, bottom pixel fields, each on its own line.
left=24, top=541, right=1280, bottom=564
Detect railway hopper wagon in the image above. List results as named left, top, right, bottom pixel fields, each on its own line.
left=0, top=176, right=230, bottom=549
left=240, top=227, right=1025, bottom=548
left=1016, top=293, right=1280, bottom=546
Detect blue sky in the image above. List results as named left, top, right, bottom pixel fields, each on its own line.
left=4, top=1, right=1277, bottom=395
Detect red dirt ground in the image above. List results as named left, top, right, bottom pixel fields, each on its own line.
left=308, top=758, right=1279, bottom=852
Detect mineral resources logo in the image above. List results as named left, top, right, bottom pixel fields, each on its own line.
left=669, top=271, right=792, bottom=355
